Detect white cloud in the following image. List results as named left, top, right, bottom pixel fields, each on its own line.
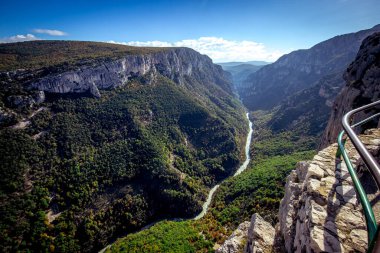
left=33, top=29, right=67, bottom=36
left=0, top=34, right=38, bottom=43
left=107, top=37, right=288, bottom=62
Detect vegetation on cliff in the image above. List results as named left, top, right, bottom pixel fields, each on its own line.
left=107, top=110, right=315, bottom=252
left=0, top=42, right=246, bottom=252
left=0, top=40, right=170, bottom=71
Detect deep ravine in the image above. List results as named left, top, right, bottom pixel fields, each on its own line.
left=99, top=112, right=253, bottom=252
left=195, top=112, right=253, bottom=220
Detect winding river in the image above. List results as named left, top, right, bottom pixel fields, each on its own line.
left=99, top=112, right=253, bottom=252
left=194, top=112, right=253, bottom=220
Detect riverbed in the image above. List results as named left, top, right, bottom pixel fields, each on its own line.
left=194, top=112, right=253, bottom=220
left=99, top=112, right=253, bottom=252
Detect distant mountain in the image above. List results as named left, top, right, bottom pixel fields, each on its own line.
left=217, top=60, right=270, bottom=68
left=220, top=63, right=264, bottom=90
left=268, top=72, right=344, bottom=136
left=239, top=24, right=380, bottom=111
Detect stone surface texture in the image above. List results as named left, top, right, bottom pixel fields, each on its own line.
left=276, top=128, right=380, bottom=253
left=245, top=214, right=275, bottom=253
left=216, top=221, right=251, bottom=253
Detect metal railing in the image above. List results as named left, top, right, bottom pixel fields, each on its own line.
left=337, top=100, right=380, bottom=252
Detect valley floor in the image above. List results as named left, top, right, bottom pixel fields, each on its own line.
left=105, top=109, right=316, bottom=252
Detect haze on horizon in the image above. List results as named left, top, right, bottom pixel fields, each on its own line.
left=1, top=0, right=379, bottom=62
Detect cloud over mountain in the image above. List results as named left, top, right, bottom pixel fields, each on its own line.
left=0, top=34, right=38, bottom=43
left=108, top=37, right=287, bottom=62
left=33, top=29, right=67, bottom=36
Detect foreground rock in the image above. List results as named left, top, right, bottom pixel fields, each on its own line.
left=235, top=128, right=380, bottom=253
left=216, top=214, right=275, bottom=253
left=277, top=128, right=380, bottom=252
left=216, top=221, right=250, bottom=253
left=245, top=214, right=275, bottom=253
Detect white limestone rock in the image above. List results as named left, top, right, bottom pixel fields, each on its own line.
left=216, top=221, right=250, bottom=253
left=245, top=214, right=275, bottom=253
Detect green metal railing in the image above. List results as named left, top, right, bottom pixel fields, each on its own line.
left=337, top=100, right=380, bottom=252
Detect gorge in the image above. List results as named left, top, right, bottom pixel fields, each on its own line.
left=0, top=42, right=247, bottom=252
left=195, top=112, right=254, bottom=220
left=1, top=25, right=380, bottom=253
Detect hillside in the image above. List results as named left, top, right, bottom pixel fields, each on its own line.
left=217, top=61, right=269, bottom=68
left=0, top=41, right=247, bottom=252
left=214, top=30, right=380, bottom=253
left=231, top=25, right=380, bottom=156
left=239, top=24, right=380, bottom=111
left=321, top=32, right=380, bottom=148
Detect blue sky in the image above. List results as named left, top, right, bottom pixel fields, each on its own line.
left=1, top=0, right=379, bottom=62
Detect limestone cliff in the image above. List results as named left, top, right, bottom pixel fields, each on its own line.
left=0, top=47, right=230, bottom=98
left=320, top=32, right=380, bottom=148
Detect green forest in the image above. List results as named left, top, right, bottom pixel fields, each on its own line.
left=107, top=108, right=316, bottom=252
left=0, top=69, right=246, bottom=252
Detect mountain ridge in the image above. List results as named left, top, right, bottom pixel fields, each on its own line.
left=239, top=24, right=380, bottom=111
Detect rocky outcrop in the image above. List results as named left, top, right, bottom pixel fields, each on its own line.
left=242, top=128, right=380, bottom=253
left=240, top=24, right=380, bottom=111
left=277, top=128, right=380, bottom=252
left=0, top=107, right=17, bottom=125
left=240, top=31, right=380, bottom=253
left=7, top=91, right=45, bottom=108
left=245, top=214, right=275, bottom=253
left=216, top=221, right=250, bottom=253
left=24, top=48, right=231, bottom=97
left=216, top=214, right=275, bottom=253
left=320, top=32, right=380, bottom=148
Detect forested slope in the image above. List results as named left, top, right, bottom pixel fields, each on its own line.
left=0, top=41, right=247, bottom=252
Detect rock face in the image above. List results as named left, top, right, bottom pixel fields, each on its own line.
left=276, top=128, right=380, bottom=253
left=219, top=63, right=264, bottom=91
left=240, top=24, right=380, bottom=111
left=241, top=129, right=380, bottom=253
left=216, top=221, right=251, bottom=253
left=216, top=214, right=275, bottom=253
left=241, top=31, right=380, bottom=253
left=25, top=48, right=231, bottom=97
left=245, top=214, right=275, bottom=253
left=7, top=91, right=45, bottom=108
left=320, top=32, right=380, bottom=148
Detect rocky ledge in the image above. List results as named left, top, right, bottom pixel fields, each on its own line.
left=217, top=128, right=380, bottom=253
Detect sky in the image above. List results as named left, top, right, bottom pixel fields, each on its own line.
left=1, top=0, right=379, bottom=62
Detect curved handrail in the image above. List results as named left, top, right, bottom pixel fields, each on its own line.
left=342, top=100, right=380, bottom=187
left=337, top=100, right=380, bottom=252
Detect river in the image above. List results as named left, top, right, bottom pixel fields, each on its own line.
left=99, top=112, right=253, bottom=252
left=194, top=112, right=253, bottom=220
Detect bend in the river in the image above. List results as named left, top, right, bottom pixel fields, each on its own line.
left=194, top=112, right=253, bottom=220
left=99, top=112, right=253, bottom=252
